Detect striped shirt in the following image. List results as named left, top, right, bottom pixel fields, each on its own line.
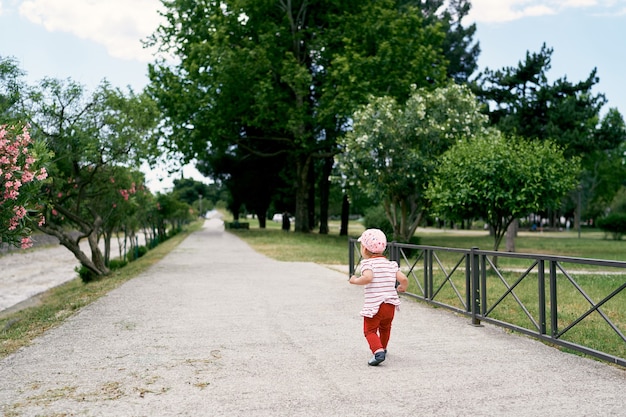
left=358, top=256, right=401, bottom=318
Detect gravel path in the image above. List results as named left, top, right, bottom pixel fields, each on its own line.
left=1, top=220, right=625, bottom=416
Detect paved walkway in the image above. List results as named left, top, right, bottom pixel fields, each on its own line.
left=1, top=221, right=625, bottom=416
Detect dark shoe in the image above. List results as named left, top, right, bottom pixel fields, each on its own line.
left=368, top=351, right=386, bottom=366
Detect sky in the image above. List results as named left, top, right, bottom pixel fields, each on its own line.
left=1, top=0, right=625, bottom=191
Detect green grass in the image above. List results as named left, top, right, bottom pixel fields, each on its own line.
left=0, top=220, right=204, bottom=359
left=415, top=229, right=626, bottom=261
left=229, top=216, right=365, bottom=264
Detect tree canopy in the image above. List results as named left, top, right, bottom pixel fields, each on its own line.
left=146, top=0, right=479, bottom=232
left=471, top=43, right=626, bottom=227
left=427, top=132, right=581, bottom=250
left=23, top=78, right=160, bottom=275
left=336, top=83, right=488, bottom=241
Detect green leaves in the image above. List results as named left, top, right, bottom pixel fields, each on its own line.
left=428, top=132, right=581, bottom=250
left=337, top=84, right=488, bottom=241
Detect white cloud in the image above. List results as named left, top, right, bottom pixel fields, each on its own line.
left=18, top=0, right=163, bottom=62
left=468, top=0, right=623, bottom=23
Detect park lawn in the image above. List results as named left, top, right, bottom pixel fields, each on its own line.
left=232, top=216, right=626, bottom=263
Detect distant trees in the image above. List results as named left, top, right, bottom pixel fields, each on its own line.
left=172, top=178, right=228, bottom=216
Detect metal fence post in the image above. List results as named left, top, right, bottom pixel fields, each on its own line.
left=471, top=247, right=481, bottom=326
left=425, top=249, right=432, bottom=300
left=538, top=259, right=547, bottom=335
left=549, top=260, right=558, bottom=337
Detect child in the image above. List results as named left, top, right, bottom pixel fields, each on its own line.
left=349, top=228, right=408, bottom=366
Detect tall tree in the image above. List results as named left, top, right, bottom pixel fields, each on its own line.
left=472, top=44, right=626, bottom=225
left=0, top=56, right=26, bottom=122
left=146, top=0, right=478, bottom=232
left=24, top=78, right=159, bottom=276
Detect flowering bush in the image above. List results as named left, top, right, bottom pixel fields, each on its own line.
left=0, top=124, right=49, bottom=248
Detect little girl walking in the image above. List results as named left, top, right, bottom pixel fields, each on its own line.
left=349, top=228, right=408, bottom=366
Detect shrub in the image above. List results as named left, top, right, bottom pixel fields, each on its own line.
left=596, top=213, right=626, bottom=240
left=137, top=245, right=148, bottom=258
left=75, top=265, right=97, bottom=283
left=128, top=245, right=148, bottom=261
left=108, top=259, right=128, bottom=270
left=363, top=205, right=394, bottom=238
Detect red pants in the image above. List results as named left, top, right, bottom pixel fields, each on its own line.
left=363, top=302, right=395, bottom=353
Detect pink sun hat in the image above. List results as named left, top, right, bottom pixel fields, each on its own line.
left=357, top=228, right=387, bottom=253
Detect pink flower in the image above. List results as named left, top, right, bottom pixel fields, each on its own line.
left=21, top=171, right=34, bottom=183
left=13, top=205, right=27, bottom=219
left=20, top=237, right=33, bottom=249
left=36, top=168, right=48, bottom=180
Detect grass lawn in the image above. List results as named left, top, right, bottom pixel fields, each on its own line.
left=231, top=216, right=626, bottom=263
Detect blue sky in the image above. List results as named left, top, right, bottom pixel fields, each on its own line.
left=1, top=0, right=625, bottom=191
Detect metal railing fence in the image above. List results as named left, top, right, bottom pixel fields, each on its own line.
left=349, top=239, right=626, bottom=367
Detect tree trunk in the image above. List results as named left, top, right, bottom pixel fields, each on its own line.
left=506, top=219, right=517, bottom=252
left=103, top=229, right=112, bottom=265
left=340, top=193, right=349, bottom=236
left=257, top=210, right=267, bottom=228
left=87, top=226, right=108, bottom=274
left=318, top=157, right=333, bottom=235
left=308, top=160, right=316, bottom=230
left=294, top=155, right=311, bottom=233
left=38, top=223, right=109, bottom=276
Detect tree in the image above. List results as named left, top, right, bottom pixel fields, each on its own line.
left=24, top=78, right=159, bottom=276
left=0, top=124, right=49, bottom=248
left=172, top=177, right=216, bottom=216
left=473, top=44, right=615, bottom=157
left=427, top=132, right=580, bottom=251
left=578, top=109, right=626, bottom=222
left=336, top=83, right=488, bottom=242
left=146, top=0, right=478, bottom=233
left=0, top=56, right=27, bottom=123
left=471, top=44, right=626, bottom=227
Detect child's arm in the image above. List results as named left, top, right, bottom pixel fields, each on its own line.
left=349, top=269, right=373, bottom=285
left=396, top=270, right=409, bottom=293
